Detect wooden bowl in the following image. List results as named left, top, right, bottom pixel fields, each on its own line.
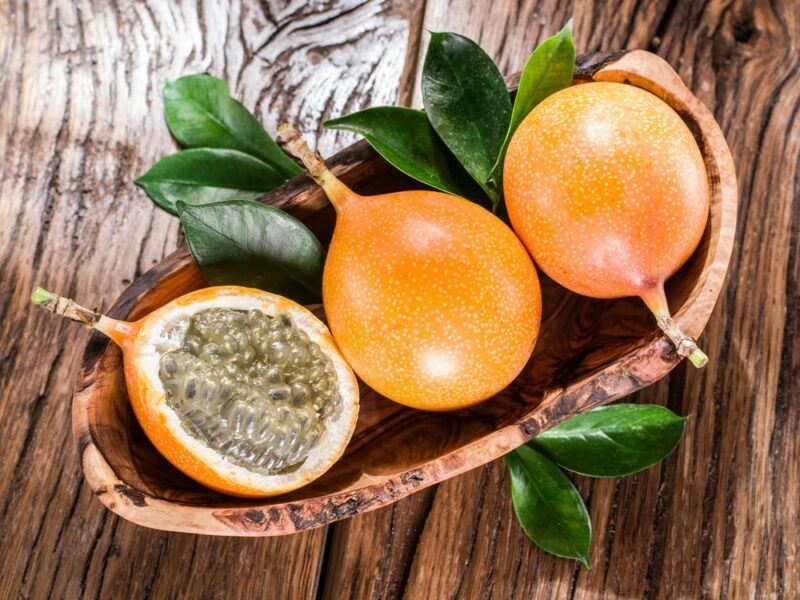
left=73, top=50, right=737, bottom=535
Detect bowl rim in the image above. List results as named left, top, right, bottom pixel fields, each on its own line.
left=72, top=49, right=738, bottom=536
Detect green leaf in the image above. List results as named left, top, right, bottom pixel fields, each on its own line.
left=490, top=20, right=575, bottom=183
left=135, top=148, right=285, bottom=215
left=176, top=200, right=324, bottom=304
left=421, top=32, right=511, bottom=208
left=506, top=445, right=592, bottom=567
left=164, top=74, right=300, bottom=179
left=532, top=404, right=687, bottom=478
left=324, top=107, right=488, bottom=205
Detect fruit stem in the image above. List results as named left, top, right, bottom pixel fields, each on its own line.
left=30, top=287, right=134, bottom=347
left=277, top=124, right=327, bottom=184
left=640, top=285, right=708, bottom=368
left=31, top=287, right=101, bottom=327
left=277, top=123, right=353, bottom=211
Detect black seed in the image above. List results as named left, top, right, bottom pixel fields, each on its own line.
left=291, top=382, right=311, bottom=403
left=161, top=355, right=177, bottom=377
left=269, top=384, right=292, bottom=401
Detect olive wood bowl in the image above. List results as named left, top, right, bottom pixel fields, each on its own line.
left=74, top=50, right=737, bottom=535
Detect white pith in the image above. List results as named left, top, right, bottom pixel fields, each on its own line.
left=132, top=288, right=359, bottom=493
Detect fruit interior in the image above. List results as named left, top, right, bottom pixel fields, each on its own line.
left=157, top=308, right=341, bottom=475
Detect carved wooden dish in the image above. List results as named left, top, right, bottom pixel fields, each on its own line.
left=73, top=50, right=737, bottom=535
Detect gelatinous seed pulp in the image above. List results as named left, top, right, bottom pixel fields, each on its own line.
left=158, top=308, right=341, bottom=474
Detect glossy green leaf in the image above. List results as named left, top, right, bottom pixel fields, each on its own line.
left=135, top=149, right=285, bottom=215
left=490, top=20, right=575, bottom=182
left=324, top=107, right=488, bottom=205
left=176, top=199, right=324, bottom=304
left=532, top=404, right=688, bottom=477
left=421, top=32, right=511, bottom=207
left=164, top=74, right=300, bottom=179
left=506, top=445, right=592, bottom=567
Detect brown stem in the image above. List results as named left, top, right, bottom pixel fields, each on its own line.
left=276, top=124, right=356, bottom=213
left=641, top=284, right=708, bottom=368
left=31, top=287, right=101, bottom=328
left=277, top=124, right=328, bottom=185
left=655, top=315, right=708, bottom=368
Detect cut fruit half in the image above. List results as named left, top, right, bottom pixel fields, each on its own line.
left=32, top=285, right=359, bottom=498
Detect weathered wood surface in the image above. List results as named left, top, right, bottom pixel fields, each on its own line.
left=0, top=1, right=796, bottom=599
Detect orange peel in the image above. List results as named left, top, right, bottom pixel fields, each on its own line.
left=32, top=285, right=359, bottom=497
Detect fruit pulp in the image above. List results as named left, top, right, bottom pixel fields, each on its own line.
left=159, top=308, right=341, bottom=474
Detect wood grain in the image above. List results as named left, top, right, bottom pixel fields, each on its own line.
left=320, top=1, right=800, bottom=598
left=0, top=0, right=421, bottom=597
left=1, top=0, right=797, bottom=598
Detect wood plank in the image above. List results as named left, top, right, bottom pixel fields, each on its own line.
left=644, top=1, right=800, bottom=597
left=322, top=0, right=800, bottom=598
left=0, top=1, right=422, bottom=597
left=2, top=0, right=798, bottom=597
left=320, top=488, right=437, bottom=599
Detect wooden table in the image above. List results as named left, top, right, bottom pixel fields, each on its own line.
left=1, top=1, right=797, bottom=598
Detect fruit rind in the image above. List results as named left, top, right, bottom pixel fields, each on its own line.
left=322, top=189, right=541, bottom=411
left=503, top=81, right=710, bottom=367
left=504, top=82, right=709, bottom=300
left=279, top=125, right=542, bottom=410
left=129, top=286, right=359, bottom=497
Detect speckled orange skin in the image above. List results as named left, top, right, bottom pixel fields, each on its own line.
left=504, top=82, right=709, bottom=305
left=322, top=185, right=541, bottom=411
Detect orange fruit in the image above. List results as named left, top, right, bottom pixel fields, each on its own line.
left=32, top=285, right=358, bottom=497
left=279, top=125, right=541, bottom=411
left=504, top=82, right=710, bottom=366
